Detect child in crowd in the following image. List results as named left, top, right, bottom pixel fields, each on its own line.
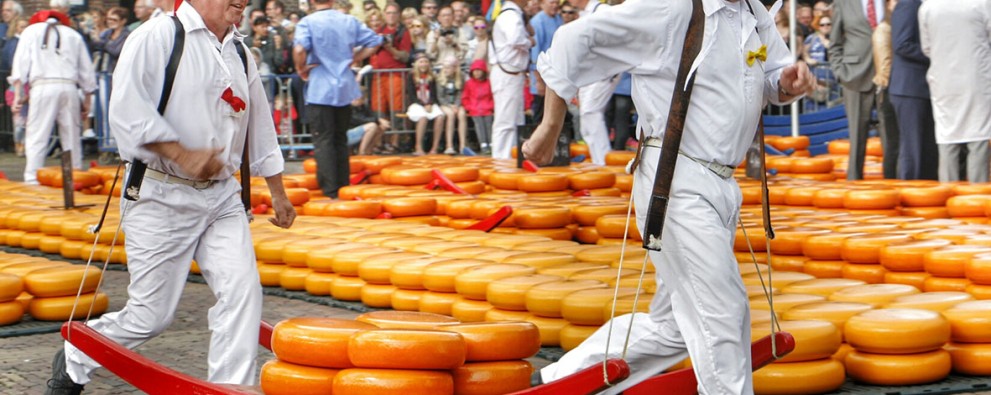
left=406, top=52, right=445, bottom=155
left=461, top=59, right=494, bottom=154
left=437, top=56, right=467, bottom=155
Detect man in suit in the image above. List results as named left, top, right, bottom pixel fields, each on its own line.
left=890, top=0, right=937, bottom=180
left=830, top=0, right=883, bottom=180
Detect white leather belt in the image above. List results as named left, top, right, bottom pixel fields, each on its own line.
left=642, top=137, right=736, bottom=179
left=145, top=167, right=217, bottom=190
left=30, top=78, right=76, bottom=87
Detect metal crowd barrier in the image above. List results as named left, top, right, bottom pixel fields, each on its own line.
left=763, top=64, right=843, bottom=116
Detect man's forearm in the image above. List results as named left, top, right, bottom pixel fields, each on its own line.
left=292, top=45, right=307, bottom=73
left=264, top=173, right=289, bottom=200
left=355, top=46, right=380, bottom=63
left=542, top=87, right=568, bottom=133
left=143, top=141, right=185, bottom=161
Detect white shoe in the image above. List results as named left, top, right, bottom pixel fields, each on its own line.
left=82, top=129, right=97, bottom=139
left=443, top=148, right=456, bottom=155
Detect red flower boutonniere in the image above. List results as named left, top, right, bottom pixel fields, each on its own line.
left=221, top=87, right=246, bottom=113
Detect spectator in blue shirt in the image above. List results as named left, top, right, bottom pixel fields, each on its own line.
left=528, top=0, right=562, bottom=124
left=293, top=0, right=381, bottom=198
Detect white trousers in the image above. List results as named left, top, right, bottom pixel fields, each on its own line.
left=24, top=83, right=82, bottom=184
left=578, top=77, right=620, bottom=165
left=490, top=67, right=525, bottom=160
left=540, top=147, right=752, bottom=395
left=64, top=176, right=263, bottom=386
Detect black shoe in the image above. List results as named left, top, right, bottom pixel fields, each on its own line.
left=530, top=371, right=543, bottom=387
left=45, top=349, right=84, bottom=395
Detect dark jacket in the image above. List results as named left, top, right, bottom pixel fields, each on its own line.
left=889, top=0, right=930, bottom=98
left=406, top=72, right=438, bottom=106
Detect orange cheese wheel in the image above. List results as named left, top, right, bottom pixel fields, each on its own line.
left=561, top=287, right=640, bottom=326
left=360, top=284, right=397, bottom=308
left=19, top=232, right=45, bottom=250
left=332, top=368, right=453, bottom=395
left=383, top=197, right=438, bottom=217
left=901, top=206, right=950, bottom=219
left=784, top=186, right=823, bottom=205
left=271, top=318, right=378, bottom=369
left=59, top=240, right=85, bottom=260
left=967, top=283, right=991, bottom=299
left=450, top=298, right=494, bottom=323
left=883, top=271, right=930, bottom=290
left=452, top=360, right=532, bottom=395
left=23, top=265, right=104, bottom=297
left=942, top=300, right=991, bottom=343
left=538, top=263, right=610, bottom=278
left=965, top=252, right=991, bottom=285
left=28, top=292, right=108, bottom=321
left=355, top=311, right=459, bottom=330
left=487, top=274, right=565, bottom=311
left=280, top=239, right=338, bottom=268
left=884, top=292, right=974, bottom=312
left=348, top=329, right=466, bottom=369
left=946, top=194, right=991, bottom=217
left=782, top=302, right=873, bottom=336
left=523, top=315, right=568, bottom=347
left=525, top=280, right=609, bottom=318
left=828, top=284, right=919, bottom=307
left=841, top=233, right=913, bottom=264
left=952, top=183, right=991, bottom=195
left=304, top=273, right=336, bottom=296
left=572, top=204, right=631, bottom=226
left=511, top=207, right=572, bottom=229
left=845, top=350, right=951, bottom=386
left=327, top=247, right=401, bottom=276
left=409, top=241, right=479, bottom=256
left=437, top=166, right=480, bottom=182
left=812, top=188, right=849, bottom=208
left=38, top=235, right=65, bottom=255
left=484, top=308, right=532, bottom=322
left=422, top=260, right=490, bottom=293
left=790, top=157, right=835, bottom=174
left=944, top=342, right=991, bottom=376
left=749, top=293, right=826, bottom=312
left=567, top=172, right=616, bottom=190
left=604, top=294, right=652, bottom=321
left=575, top=226, right=601, bottom=244
left=515, top=240, right=585, bottom=253
left=257, top=262, right=287, bottom=287
left=418, top=291, right=461, bottom=316
left=389, top=260, right=435, bottom=290
left=381, top=166, right=433, bottom=185
left=924, top=276, right=971, bottom=292
left=441, top=321, right=541, bottom=361
left=915, top=228, right=980, bottom=244
left=843, top=189, right=900, bottom=210
left=455, top=264, right=537, bottom=301
left=568, top=268, right=641, bottom=283
left=741, top=271, right=815, bottom=288
left=255, top=238, right=298, bottom=263
left=358, top=252, right=428, bottom=285
left=803, top=260, right=847, bottom=279
left=766, top=255, right=809, bottom=272
left=781, top=279, right=867, bottom=298
left=899, top=185, right=953, bottom=207
left=2, top=261, right=71, bottom=277
left=329, top=276, right=366, bottom=301
left=516, top=174, right=570, bottom=192
left=752, top=358, right=845, bottom=395
left=734, top=226, right=768, bottom=252
left=501, top=252, right=576, bottom=268
left=801, top=232, right=865, bottom=261
left=574, top=245, right=647, bottom=264
left=437, top=247, right=507, bottom=260
left=594, top=214, right=641, bottom=241
left=487, top=171, right=528, bottom=190
left=390, top=288, right=427, bottom=311
left=880, top=239, right=952, bottom=272
left=924, top=245, right=991, bottom=278
left=845, top=308, right=950, bottom=354
left=0, top=300, right=24, bottom=326
left=841, top=263, right=889, bottom=284
left=559, top=323, right=599, bottom=351
left=605, top=151, right=637, bottom=166
left=323, top=200, right=383, bottom=219
left=751, top=320, right=841, bottom=363
left=280, top=267, right=312, bottom=291
left=0, top=273, right=23, bottom=302
left=260, top=360, right=339, bottom=395
left=479, top=234, right=553, bottom=250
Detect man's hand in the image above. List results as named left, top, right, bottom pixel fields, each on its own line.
left=298, top=64, right=317, bottom=81
left=81, top=97, right=91, bottom=121
left=264, top=173, right=297, bottom=229
left=176, top=147, right=226, bottom=180
left=779, top=61, right=817, bottom=98
left=378, top=118, right=392, bottom=130
left=522, top=122, right=560, bottom=165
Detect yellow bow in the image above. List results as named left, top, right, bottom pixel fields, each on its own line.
left=746, top=45, right=767, bottom=67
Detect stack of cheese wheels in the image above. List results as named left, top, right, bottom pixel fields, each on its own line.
left=336, top=312, right=463, bottom=395
left=941, top=300, right=991, bottom=376
left=422, top=259, right=491, bottom=317
left=841, top=233, right=913, bottom=284
left=22, top=265, right=108, bottom=321
left=923, top=245, right=989, bottom=292
left=898, top=184, right=952, bottom=219
left=843, top=309, right=952, bottom=385
left=441, top=321, right=540, bottom=395
left=263, top=317, right=377, bottom=395
left=253, top=232, right=294, bottom=288
left=0, top=272, right=24, bottom=326
left=879, top=239, right=948, bottom=289
left=525, top=279, right=607, bottom=350
left=751, top=320, right=846, bottom=394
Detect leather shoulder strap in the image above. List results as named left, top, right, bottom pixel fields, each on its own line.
left=642, top=0, right=705, bottom=250
left=234, top=41, right=252, bottom=213
left=159, top=16, right=185, bottom=115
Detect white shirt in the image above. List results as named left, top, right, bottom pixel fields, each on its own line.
left=538, top=0, right=797, bottom=167
left=919, top=0, right=991, bottom=144
left=110, top=2, right=284, bottom=180
left=580, top=0, right=608, bottom=17
left=489, top=1, right=531, bottom=72
left=8, top=20, right=97, bottom=92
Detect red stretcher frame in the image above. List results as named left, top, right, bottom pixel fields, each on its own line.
left=62, top=320, right=792, bottom=395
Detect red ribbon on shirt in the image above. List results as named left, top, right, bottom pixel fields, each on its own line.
left=221, top=87, right=246, bottom=113
left=28, top=10, right=71, bottom=26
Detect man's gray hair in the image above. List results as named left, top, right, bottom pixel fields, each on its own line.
left=49, top=0, right=70, bottom=9
left=4, top=1, right=23, bottom=16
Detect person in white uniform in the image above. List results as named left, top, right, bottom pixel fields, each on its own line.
left=523, top=0, right=814, bottom=393
left=919, top=0, right=991, bottom=183
left=8, top=0, right=96, bottom=185
left=44, top=0, right=296, bottom=393
left=489, top=0, right=533, bottom=159
left=571, top=0, right=617, bottom=165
